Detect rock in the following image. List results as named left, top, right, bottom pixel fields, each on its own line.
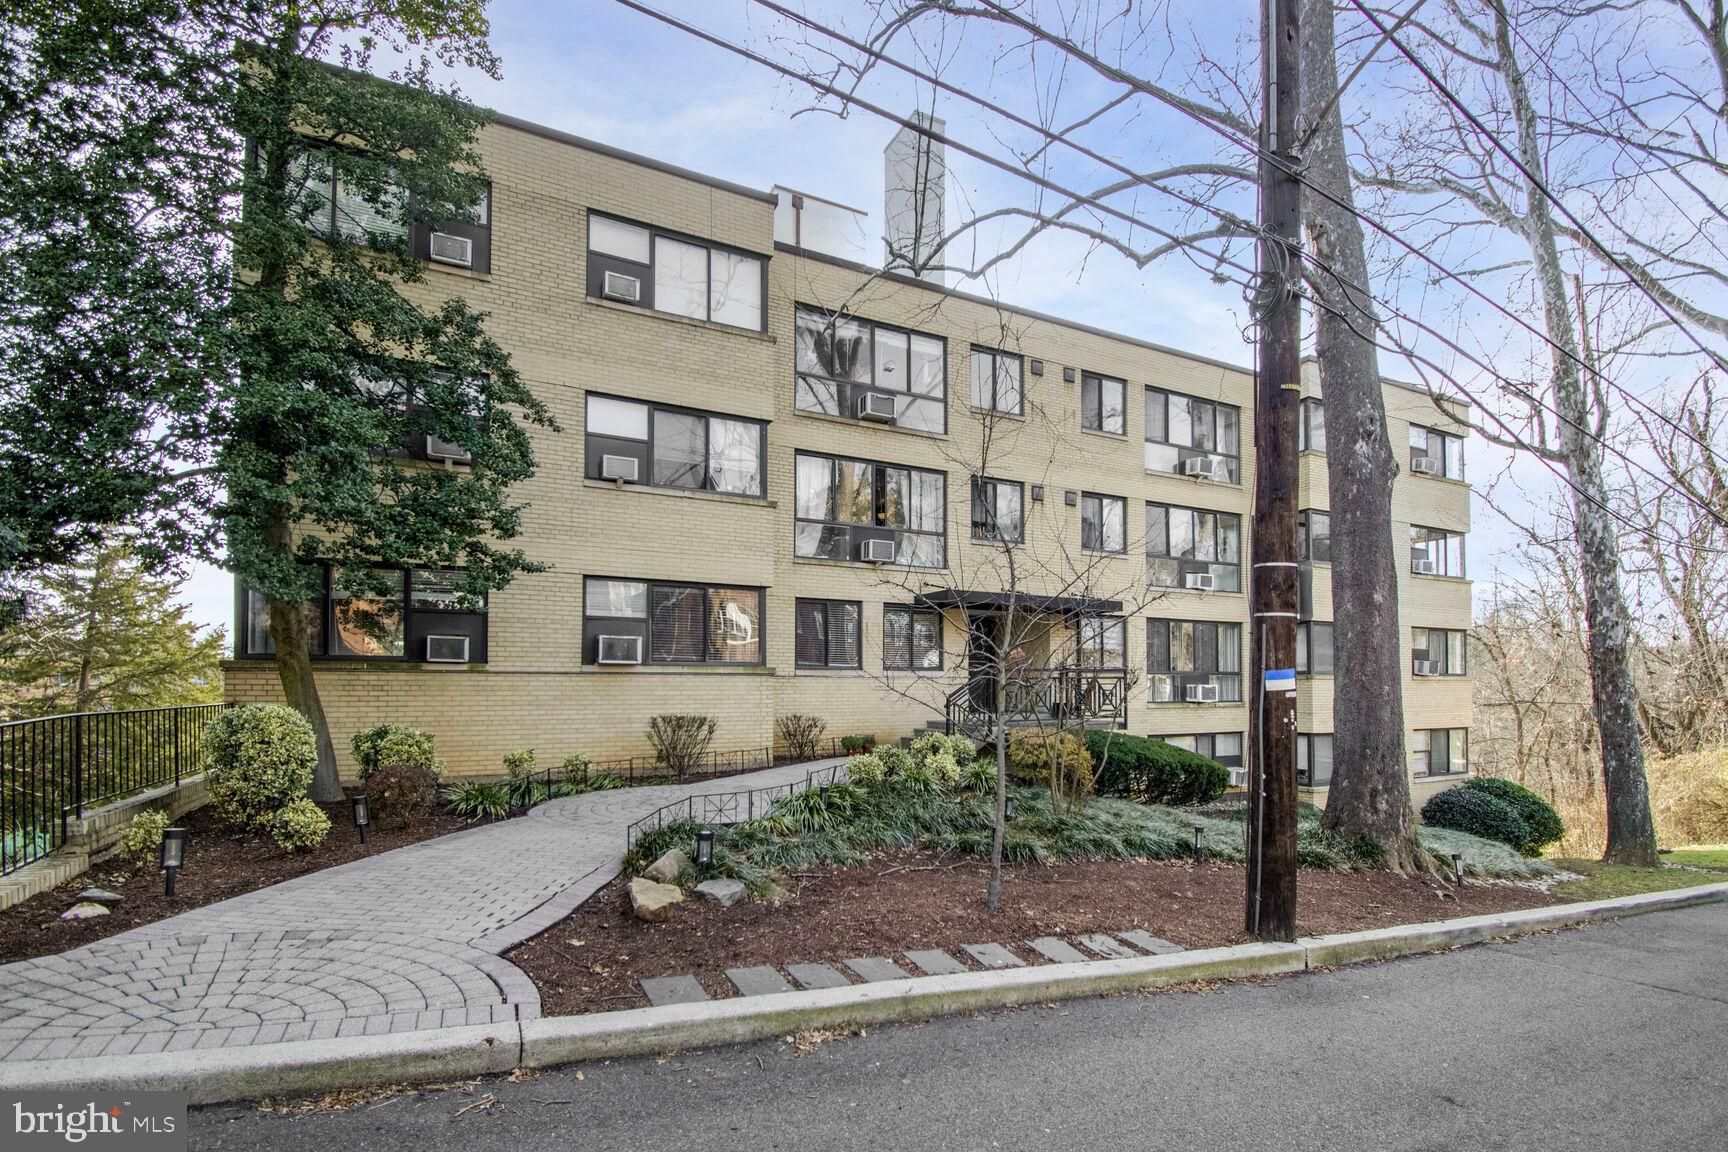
left=694, top=878, right=746, bottom=907
left=76, top=888, right=124, bottom=905
left=642, top=849, right=691, bottom=885
left=60, top=902, right=110, bottom=921
left=628, top=877, right=684, bottom=922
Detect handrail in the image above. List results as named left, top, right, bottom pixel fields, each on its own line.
left=945, top=668, right=1129, bottom=740
left=623, top=761, right=847, bottom=848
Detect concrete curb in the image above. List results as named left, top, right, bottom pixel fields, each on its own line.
left=5, top=879, right=1724, bottom=1105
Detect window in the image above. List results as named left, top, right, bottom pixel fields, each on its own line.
left=584, top=394, right=765, bottom=497
left=1297, top=621, right=1335, bottom=675
left=1410, top=526, right=1466, bottom=577
left=240, top=564, right=487, bottom=662
left=1298, top=510, right=1331, bottom=563
left=1297, top=734, right=1334, bottom=787
left=1081, top=493, right=1126, bottom=553
left=1411, top=627, right=1467, bottom=676
left=795, top=452, right=946, bottom=568
left=1409, top=423, right=1466, bottom=480
left=1146, top=502, right=1243, bottom=592
left=1146, top=620, right=1243, bottom=703
left=1077, top=617, right=1126, bottom=669
left=1299, top=398, right=1326, bottom=453
left=971, top=477, right=1024, bottom=543
left=1162, top=732, right=1244, bottom=769
left=795, top=306, right=946, bottom=433
left=586, top=212, right=765, bottom=331
left=582, top=577, right=762, bottom=665
left=883, top=606, right=944, bottom=670
left=1145, top=387, right=1241, bottom=482
left=241, top=583, right=325, bottom=658
left=795, top=599, right=862, bottom=669
left=1082, top=372, right=1126, bottom=435
left=288, top=149, right=492, bottom=272
left=970, top=348, right=1023, bottom=415
left=1413, top=728, right=1469, bottom=777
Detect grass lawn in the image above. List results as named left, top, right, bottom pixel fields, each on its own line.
left=1661, top=846, right=1728, bottom=871
left=1549, top=858, right=1728, bottom=902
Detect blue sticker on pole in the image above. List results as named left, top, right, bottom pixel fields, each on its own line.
left=1263, top=668, right=1296, bottom=694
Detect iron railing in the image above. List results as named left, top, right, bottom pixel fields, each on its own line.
left=0, top=703, right=229, bottom=876
left=624, top=761, right=848, bottom=847
left=944, top=668, right=1129, bottom=742
left=552, top=736, right=850, bottom=790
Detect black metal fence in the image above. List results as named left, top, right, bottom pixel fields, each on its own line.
left=624, top=761, right=848, bottom=847
left=561, top=735, right=851, bottom=789
left=0, top=703, right=229, bottom=876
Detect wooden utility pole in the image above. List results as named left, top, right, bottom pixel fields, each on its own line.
left=1245, top=0, right=1302, bottom=941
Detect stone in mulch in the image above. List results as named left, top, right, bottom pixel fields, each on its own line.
left=59, top=902, right=111, bottom=922
left=694, top=879, right=746, bottom=907
left=1119, top=929, right=1184, bottom=955
left=628, top=877, right=683, bottom=922
left=642, top=850, right=691, bottom=885
left=1027, top=937, right=1090, bottom=964
left=843, top=956, right=910, bottom=982
left=962, top=943, right=1025, bottom=969
left=75, top=888, right=125, bottom=905
left=904, top=949, right=969, bottom=976
left=786, top=962, right=851, bottom=990
left=726, top=966, right=793, bottom=997
left=1077, top=933, right=1139, bottom=959
left=640, top=975, right=708, bottom=1006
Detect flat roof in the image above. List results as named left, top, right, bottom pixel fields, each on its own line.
left=490, top=111, right=780, bottom=205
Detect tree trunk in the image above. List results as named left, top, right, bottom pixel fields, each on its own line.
left=264, top=512, right=342, bottom=801
left=988, top=660, right=1007, bottom=912
left=1299, top=0, right=1429, bottom=872
left=1490, top=2, right=1656, bottom=866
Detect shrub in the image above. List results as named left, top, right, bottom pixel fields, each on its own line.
left=204, top=705, right=317, bottom=828
left=840, top=734, right=875, bottom=754
left=558, top=753, right=592, bottom=787
left=1086, top=732, right=1230, bottom=806
left=349, top=724, right=443, bottom=781
left=910, top=731, right=976, bottom=764
left=959, top=757, right=998, bottom=794
left=443, top=779, right=511, bottom=822
left=846, top=751, right=885, bottom=785
left=876, top=745, right=913, bottom=776
left=367, top=764, right=439, bottom=830
left=894, top=758, right=944, bottom=795
left=923, top=750, right=963, bottom=789
left=776, top=714, right=828, bottom=760
left=647, top=714, right=717, bottom=776
left=265, top=798, right=330, bottom=851
left=118, top=809, right=171, bottom=869
left=1463, top=778, right=1565, bottom=855
left=1422, top=786, right=1530, bottom=850
left=502, top=749, right=545, bottom=810
left=1006, top=728, right=1094, bottom=808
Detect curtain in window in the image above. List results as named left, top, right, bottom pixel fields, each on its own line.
left=796, top=456, right=833, bottom=520
left=707, top=418, right=760, bottom=495
left=707, top=588, right=760, bottom=663
left=652, top=410, right=705, bottom=488
left=650, top=586, right=706, bottom=661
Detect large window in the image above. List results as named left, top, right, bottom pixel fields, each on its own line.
left=1410, top=526, right=1466, bottom=577
left=1297, top=621, right=1335, bottom=675
left=1298, top=734, right=1334, bottom=787
left=1146, top=502, right=1243, bottom=592
left=288, top=149, right=493, bottom=272
left=794, top=306, right=946, bottom=433
left=584, top=394, right=765, bottom=497
left=240, top=566, right=487, bottom=663
left=1412, top=627, right=1467, bottom=676
left=970, top=348, right=1023, bottom=416
left=1077, top=617, right=1127, bottom=669
left=1300, top=398, right=1326, bottom=453
left=1409, top=423, right=1466, bottom=480
left=1081, top=493, right=1127, bottom=554
left=586, top=213, right=765, bottom=331
left=1147, top=620, right=1243, bottom=704
left=795, top=452, right=946, bottom=568
left=1298, top=510, right=1331, bottom=563
left=1082, top=372, right=1126, bottom=434
left=583, top=578, right=762, bottom=666
left=795, top=599, right=862, bottom=669
left=883, top=606, right=944, bottom=670
left=1413, top=728, right=1469, bottom=777
left=1145, top=386, right=1241, bottom=482
left=971, top=477, right=1024, bottom=543
left=1162, top=732, right=1244, bottom=769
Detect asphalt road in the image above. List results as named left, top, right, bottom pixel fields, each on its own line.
left=189, top=901, right=1728, bottom=1152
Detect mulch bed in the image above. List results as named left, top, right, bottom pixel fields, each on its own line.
left=0, top=798, right=478, bottom=963
left=508, top=852, right=1558, bottom=1016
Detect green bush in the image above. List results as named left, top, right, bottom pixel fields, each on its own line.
left=204, top=704, right=317, bottom=828
left=910, top=732, right=977, bottom=765
left=776, top=713, right=828, bottom=760
left=1462, top=778, right=1565, bottom=855
left=502, top=749, right=545, bottom=810
left=1006, top=728, right=1094, bottom=807
left=443, top=779, right=511, bottom=822
left=349, top=724, right=443, bottom=781
left=840, top=734, right=875, bottom=754
left=558, top=753, right=592, bottom=786
left=845, top=751, right=885, bottom=785
left=117, top=809, right=171, bottom=869
left=959, top=757, right=998, bottom=794
left=265, top=798, right=330, bottom=851
left=876, top=745, right=913, bottom=776
left=647, top=714, right=717, bottom=775
left=1422, top=786, right=1530, bottom=850
left=367, top=763, right=439, bottom=830
left=1086, top=732, right=1230, bottom=806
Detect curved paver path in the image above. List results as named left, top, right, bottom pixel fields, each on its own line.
left=0, top=759, right=843, bottom=1063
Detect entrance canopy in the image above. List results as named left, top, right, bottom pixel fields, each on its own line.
left=913, top=589, right=1123, bottom=616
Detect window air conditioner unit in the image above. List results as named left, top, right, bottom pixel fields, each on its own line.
left=597, top=635, right=643, bottom=664
left=1413, top=659, right=1440, bottom=677
left=859, top=538, right=898, bottom=563
left=424, top=434, right=472, bottom=464
left=601, top=270, right=642, bottom=303
left=1228, top=767, right=1250, bottom=788
left=1412, top=557, right=1438, bottom=575
left=1184, top=571, right=1216, bottom=591
left=1185, top=683, right=1220, bottom=704
left=425, top=634, right=470, bottom=663
left=1182, top=455, right=1219, bottom=479
left=1411, top=456, right=1438, bottom=475
left=428, top=231, right=473, bottom=268
left=600, top=454, right=639, bottom=482
left=856, top=392, right=899, bottom=422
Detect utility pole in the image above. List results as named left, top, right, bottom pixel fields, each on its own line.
left=1245, top=0, right=1302, bottom=942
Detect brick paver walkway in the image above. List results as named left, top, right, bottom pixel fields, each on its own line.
left=0, top=759, right=842, bottom=1063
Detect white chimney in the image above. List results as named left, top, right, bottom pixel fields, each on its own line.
left=883, top=112, right=946, bottom=285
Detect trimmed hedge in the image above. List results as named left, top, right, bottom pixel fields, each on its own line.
left=204, top=704, right=317, bottom=827
left=1086, top=731, right=1230, bottom=806
left=1421, top=786, right=1530, bottom=850
left=1462, top=778, right=1565, bottom=855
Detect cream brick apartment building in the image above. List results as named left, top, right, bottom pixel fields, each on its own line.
left=223, top=106, right=1475, bottom=804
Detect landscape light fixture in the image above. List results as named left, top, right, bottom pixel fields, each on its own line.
left=160, top=827, right=187, bottom=897
left=695, top=828, right=716, bottom=870
left=1192, top=824, right=1206, bottom=866
left=352, top=793, right=371, bottom=844
left=1451, top=852, right=1465, bottom=887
